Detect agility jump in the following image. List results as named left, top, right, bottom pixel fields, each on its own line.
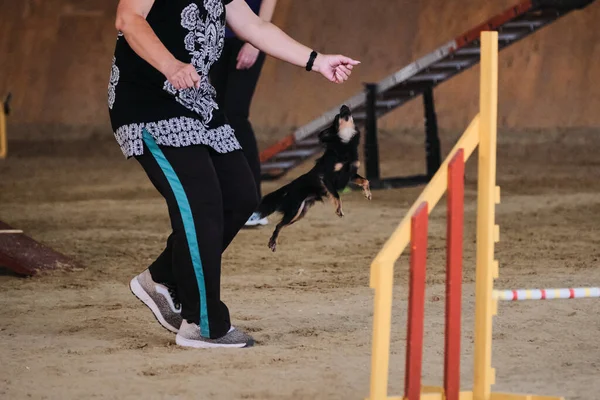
left=366, top=31, right=595, bottom=400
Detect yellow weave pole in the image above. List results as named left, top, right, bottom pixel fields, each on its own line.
left=0, top=101, right=6, bottom=159
left=473, top=31, right=499, bottom=400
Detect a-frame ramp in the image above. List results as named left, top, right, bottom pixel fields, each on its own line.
left=259, top=0, right=596, bottom=185
left=0, top=221, right=83, bottom=276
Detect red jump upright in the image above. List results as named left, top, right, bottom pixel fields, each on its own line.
left=444, top=149, right=465, bottom=400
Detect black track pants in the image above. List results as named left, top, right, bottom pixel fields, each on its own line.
left=135, top=130, right=258, bottom=339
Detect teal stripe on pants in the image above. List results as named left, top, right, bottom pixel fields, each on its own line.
left=142, top=129, right=210, bottom=337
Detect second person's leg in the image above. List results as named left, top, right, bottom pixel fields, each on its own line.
left=220, top=37, right=266, bottom=203
left=209, top=148, right=260, bottom=251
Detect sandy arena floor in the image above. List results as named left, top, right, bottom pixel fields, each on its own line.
left=1, top=127, right=600, bottom=400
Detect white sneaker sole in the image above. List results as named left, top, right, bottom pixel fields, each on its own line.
left=129, top=277, right=179, bottom=334
left=175, top=334, right=250, bottom=348
left=244, top=219, right=268, bottom=227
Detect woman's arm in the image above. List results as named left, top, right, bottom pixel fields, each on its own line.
left=235, top=0, right=278, bottom=70
left=115, top=0, right=201, bottom=89
left=226, top=0, right=359, bottom=83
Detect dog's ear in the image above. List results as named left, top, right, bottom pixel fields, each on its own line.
left=318, top=124, right=336, bottom=143
left=318, top=113, right=341, bottom=144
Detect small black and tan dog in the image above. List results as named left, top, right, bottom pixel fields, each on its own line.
left=256, top=105, right=372, bottom=252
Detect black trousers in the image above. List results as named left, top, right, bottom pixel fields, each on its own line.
left=135, top=132, right=258, bottom=339
left=210, top=37, right=266, bottom=199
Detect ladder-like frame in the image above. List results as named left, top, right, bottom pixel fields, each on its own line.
left=259, top=0, right=596, bottom=188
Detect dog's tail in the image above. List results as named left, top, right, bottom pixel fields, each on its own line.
left=256, top=185, right=290, bottom=218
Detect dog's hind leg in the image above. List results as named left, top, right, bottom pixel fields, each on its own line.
left=268, top=200, right=309, bottom=252
left=351, top=174, right=372, bottom=200
left=321, top=179, right=344, bottom=217
left=268, top=221, right=286, bottom=252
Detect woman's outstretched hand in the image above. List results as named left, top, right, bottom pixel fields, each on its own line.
left=312, top=54, right=361, bottom=84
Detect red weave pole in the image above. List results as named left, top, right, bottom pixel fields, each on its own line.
left=444, top=149, right=465, bottom=400
left=405, top=202, right=429, bottom=400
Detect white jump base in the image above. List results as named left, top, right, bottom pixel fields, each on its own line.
left=494, top=288, right=600, bottom=301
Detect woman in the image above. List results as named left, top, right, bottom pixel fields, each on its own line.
left=109, top=0, right=359, bottom=349
left=209, top=0, right=278, bottom=228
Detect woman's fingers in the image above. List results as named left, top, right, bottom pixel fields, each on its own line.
left=247, top=55, right=257, bottom=69
left=329, top=55, right=360, bottom=68
left=335, top=68, right=349, bottom=82
left=183, top=74, right=195, bottom=89
left=188, top=71, right=200, bottom=89
left=337, top=65, right=352, bottom=76
left=192, top=76, right=201, bottom=89
left=237, top=54, right=250, bottom=69
left=169, top=65, right=202, bottom=90
left=166, top=61, right=205, bottom=90
left=317, top=54, right=360, bottom=83
left=338, top=55, right=361, bottom=66
left=237, top=53, right=258, bottom=70
left=333, top=70, right=344, bottom=84
left=236, top=57, right=245, bottom=70
left=184, top=65, right=200, bottom=88
left=190, top=69, right=201, bottom=88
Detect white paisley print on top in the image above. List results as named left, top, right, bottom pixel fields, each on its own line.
left=108, top=56, right=120, bottom=110
left=114, top=117, right=240, bottom=158
left=163, top=1, right=226, bottom=125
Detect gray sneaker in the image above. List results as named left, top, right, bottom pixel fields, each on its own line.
left=129, top=269, right=183, bottom=333
left=175, top=320, right=255, bottom=348
left=244, top=212, right=268, bottom=227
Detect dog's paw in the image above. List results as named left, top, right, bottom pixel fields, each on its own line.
left=268, top=239, right=277, bottom=252
left=336, top=208, right=345, bottom=218
left=363, top=181, right=372, bottom=200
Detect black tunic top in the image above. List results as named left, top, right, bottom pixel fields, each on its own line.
left=107, top=0, right=239, bottom=158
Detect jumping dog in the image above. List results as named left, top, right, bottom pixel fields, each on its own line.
left=256, top=105, right=372, bottom=252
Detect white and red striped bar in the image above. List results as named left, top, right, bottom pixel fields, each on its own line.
left=494, top=288, right=600, bottom=301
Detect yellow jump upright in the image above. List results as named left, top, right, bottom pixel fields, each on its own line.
left=470, top=33, right=562, bottom=400
left=472, top=30, right=500, bottom=400
left=367, top=31, right=563, bottom=400
left=0, top=97, right=7, bottom=159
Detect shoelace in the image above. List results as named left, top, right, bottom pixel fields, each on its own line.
left=166, top=285, right=181, bottom=311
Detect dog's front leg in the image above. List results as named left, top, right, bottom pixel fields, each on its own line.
left=352, top=173, right=372, bottom=201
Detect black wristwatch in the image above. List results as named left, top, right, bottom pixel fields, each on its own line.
left=306, top=50, right=318, bottom=71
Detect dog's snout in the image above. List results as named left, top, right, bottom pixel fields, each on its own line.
left=339, top=105, right=351, bottom=120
